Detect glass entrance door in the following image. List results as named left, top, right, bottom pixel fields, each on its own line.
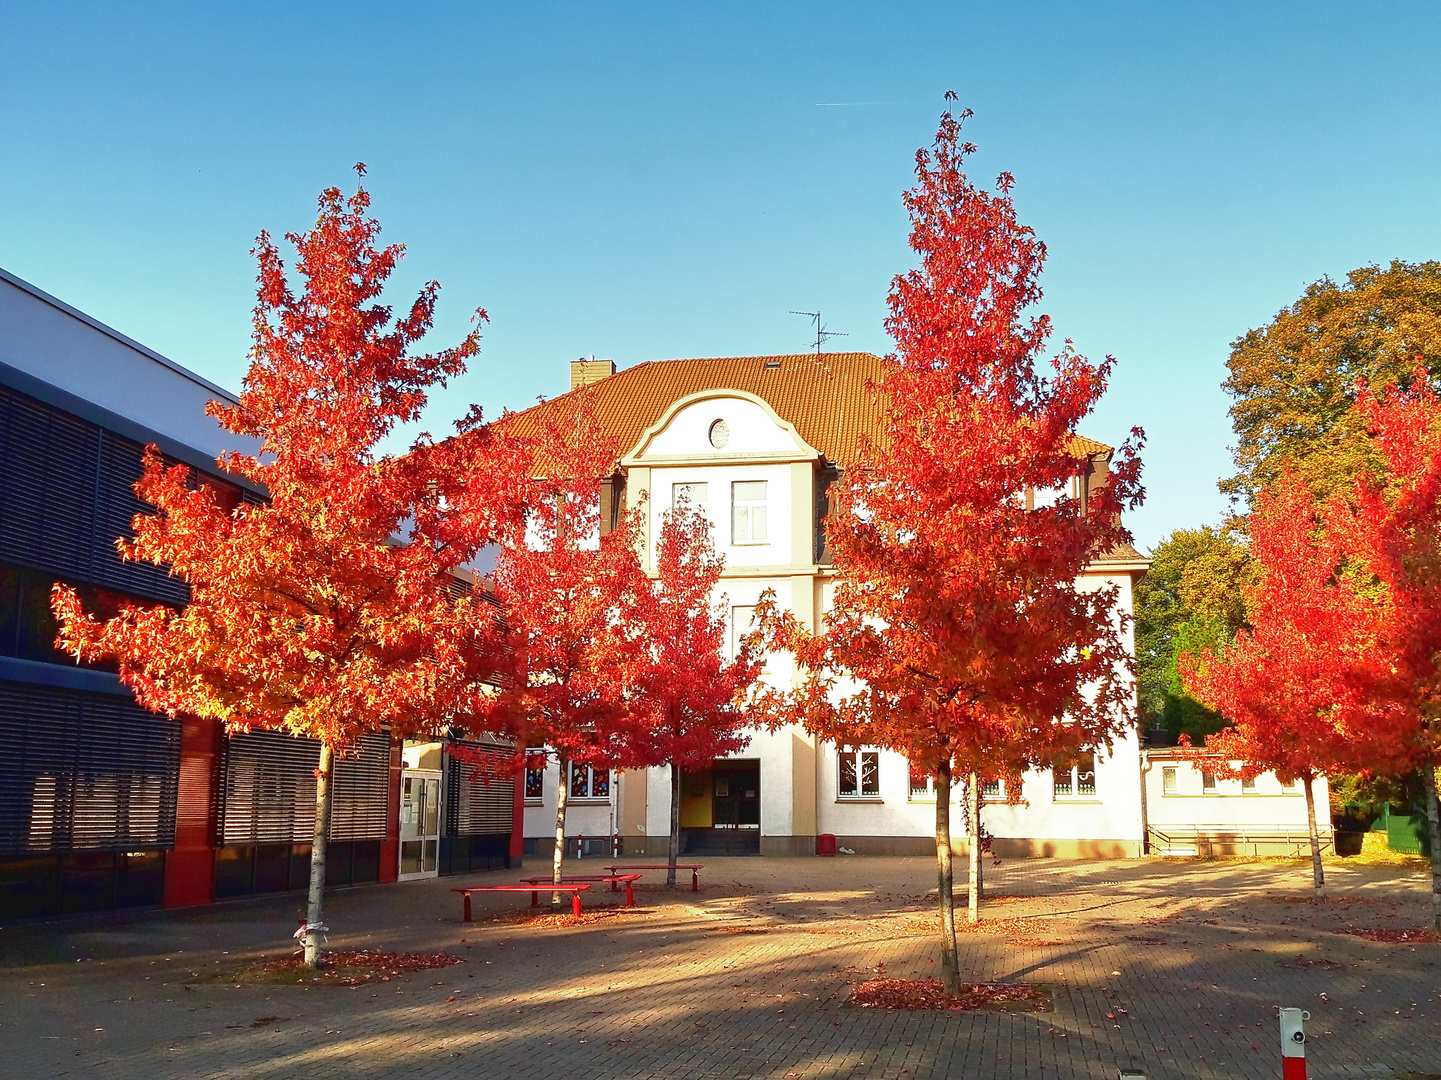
left=399, top=770, right=441, bottom=879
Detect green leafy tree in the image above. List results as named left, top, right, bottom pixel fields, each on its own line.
left=1134, top=526, right=1254, bottom=739
left=1222, top=260, right=1441, bottom=506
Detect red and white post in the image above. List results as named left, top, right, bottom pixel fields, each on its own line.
left=1280, top=1007, right=1309, bottom=1080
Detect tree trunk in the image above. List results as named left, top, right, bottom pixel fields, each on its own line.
left=934, top=760, right=960, bottom=993
left=303, top=743, right=334, bottom=969
left=1302, top=771, right=1325, bottom=898
left=667, top=762, right=682, bottom=887
left=552, top=754, right=570, bottom=902
left=1423, top=762, right=1441, bottom=933
left=967, top=771, right=981, bottom=924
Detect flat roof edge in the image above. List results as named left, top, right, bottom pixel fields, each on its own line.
left=0, top=265, right=240, bottom=404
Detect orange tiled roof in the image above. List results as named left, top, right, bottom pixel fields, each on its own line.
left=504, top=352, right=1113, bottom=467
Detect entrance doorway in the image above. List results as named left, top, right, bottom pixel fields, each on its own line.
left=712, top=760, right=760, bottom=828
left=680, top=758, right=760, bottom=855
left=399, top=769, right=440, bottom=879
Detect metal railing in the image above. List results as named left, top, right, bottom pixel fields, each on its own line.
left=1147, top=825, right=1334, bottom=859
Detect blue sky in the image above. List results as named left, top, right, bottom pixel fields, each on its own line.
left=3, top=2, right=1439, bottom=551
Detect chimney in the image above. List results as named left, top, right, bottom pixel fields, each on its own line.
left=570, top=355, right=615, bottom=391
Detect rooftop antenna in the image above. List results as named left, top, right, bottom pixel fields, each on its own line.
left=790, top=310, right=847, bottom=355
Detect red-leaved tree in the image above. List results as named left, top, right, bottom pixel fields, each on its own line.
left=1344, top=379, right=1441, bottom=929
left=620, top=499, right=760, bottom=885
left=52, top=171, right=519, bottom=966
left=483, top=402, right=651, bottom=890
left=1180, top=474, right=1413, bottom=897
left=755, top=100, right=1142, bottom=992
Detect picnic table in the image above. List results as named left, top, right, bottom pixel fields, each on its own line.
left=452, top=883, right=590, bottom=921
left=520, top=873, right=643, bottom=907
left=604, top=863, right=704, bottom=892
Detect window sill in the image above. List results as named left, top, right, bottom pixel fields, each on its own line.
left=835, top=797, right=885, bottom=804
left=1052, top=797, right=1102, bottom=804
left=523, top=799, right=544, bottom=806
left=566, top=798, right=613, bottom=806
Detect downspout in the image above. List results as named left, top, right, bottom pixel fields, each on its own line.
left=1137, top=740, right=1151, bottom=857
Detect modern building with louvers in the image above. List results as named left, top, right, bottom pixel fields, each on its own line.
left=0, top=268, right=519, bottom=921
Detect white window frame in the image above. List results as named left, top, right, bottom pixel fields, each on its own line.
left=1201, top=769, right=1217, bottom=792
left=731, top=480, right=769, bottom=545
left=1052, top=752, right=1097, bottom=800
left=907, top=765, right=1001, bottom=801
left=672, top=482, right=708, bottom=507
left=837, top=748, right=881, bottom=800
left=567, top=763, right=612, bottom=803
left=523, top=747, right=546, bottom=804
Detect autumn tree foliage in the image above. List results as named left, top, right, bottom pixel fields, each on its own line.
left=1222, top=260, right=1441, bottom=506
left=755, top=101, right=1143, bottom=993
left=620, top=500, right=760, bottom=885
left=52, top=172, right=517, bottom=966
left=1180, top=475, right=1412, bottom=897
left=482, top=403, right=651, bottom=890
left=1343, top=380, right=1441, bottom=929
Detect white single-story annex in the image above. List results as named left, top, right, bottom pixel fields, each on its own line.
left=517, top=354, right=1326, bottom=860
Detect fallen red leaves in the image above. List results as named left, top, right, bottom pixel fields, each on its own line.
left=1342, top=927, right=1441, bottom=943
left=247, top=949, right=464, bottom=986
left=849, top=978, right=1051, bottom=1013
left=479, top=906, right=656, bottom=929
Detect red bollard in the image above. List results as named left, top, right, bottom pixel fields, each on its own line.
left=576, top=833, right=584, bottom=859
left=613, top=831, right=620, bottom=857
left=1280, top=1007, right=1309, bottom=1079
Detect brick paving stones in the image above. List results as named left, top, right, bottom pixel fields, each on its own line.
left=0, top=856, right=1437, bottom=1079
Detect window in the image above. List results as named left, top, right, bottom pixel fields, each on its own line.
left=524, top=748, right=546, bottom=802
left=981, top=778, right=1002, bottom=798
left=568, top=763, right=610, bottom=801
left=1053, top=752, right=1096, bottom=799
left=1201, top=770, right=1216, bottom=792
left=1162, top=767, right=1178, bottom=794
left=732, top=480, right=769, bottom=544
left=1241, top=775, right=1257, bottom=792
left=838, top=749, right=880, bottom=798
left=731, top=605, right=757, bottom=660
left=672, top=482, right=708, bottom=507
left=708, top=419, right=730, bottom=449
left=910, top=762, right=933, bottom=798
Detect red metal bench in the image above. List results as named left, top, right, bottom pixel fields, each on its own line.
left=520, top=873, right=642, bottom=907
left=451, top=883, right=591, bottom=921
left=603, top=863, right=704, bottom=892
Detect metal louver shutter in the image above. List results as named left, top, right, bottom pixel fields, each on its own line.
left=0, top=386, right=99, bottom=581
left=219, top=730, right=391, bottom=844
left=444, top=742, right=515, bottom=836
left=218, top=730, right=318, bottom=844
left=0, top=679, right=180, bottom=855
left=92, top=431, right=188, bottom=605
left=329, top=733, right=391, bottom=841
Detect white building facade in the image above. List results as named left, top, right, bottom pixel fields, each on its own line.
left=516, top=352, right=1168, bottom=859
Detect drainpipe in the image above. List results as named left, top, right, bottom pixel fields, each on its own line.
left=1137, top=738, right=1151, bottom=857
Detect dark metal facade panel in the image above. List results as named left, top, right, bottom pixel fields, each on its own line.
left=218, top=730, right=391, bottom=845
left=444, top=742, right=515, bottom=837
left=0, top=382, right=189, bottom=605
left=0, top=679, right=180, bottom=856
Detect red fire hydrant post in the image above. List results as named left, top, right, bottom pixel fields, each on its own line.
left=1280, top=1007, right=1309, bottom=1080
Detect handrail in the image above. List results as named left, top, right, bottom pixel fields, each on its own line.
left=1148, top=825, right=1334, bottom=859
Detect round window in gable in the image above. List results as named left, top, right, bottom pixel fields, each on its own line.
left=708, top=419, right=730, bottom=449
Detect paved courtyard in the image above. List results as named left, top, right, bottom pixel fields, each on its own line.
left=0, top=855, right=1437, bottom=1079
